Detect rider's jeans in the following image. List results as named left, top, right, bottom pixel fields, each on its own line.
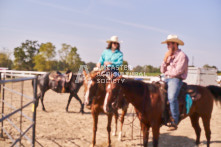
left=165, top=78, right=183, bottom=125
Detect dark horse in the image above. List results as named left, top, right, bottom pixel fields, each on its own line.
left=83, top=70, right=128, bottom=147
left=104, top=76, right=163, bottom=147
left=34, top=70, right=84, bottom=113
left=104, top=76, right=221, bottom=147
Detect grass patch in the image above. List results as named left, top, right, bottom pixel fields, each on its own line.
left=145, top=73, right=161, bottom=76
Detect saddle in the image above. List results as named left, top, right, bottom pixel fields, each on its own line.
left=162, top=82, right=201, bottom=125
left=49, top=71, right=63, bottom=89
left=49, top=71, right=62, bottom=80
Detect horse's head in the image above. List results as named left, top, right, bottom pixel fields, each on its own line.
left=103, top=75, right=123, bottom=113
left=49, top=72, right=66, bottom=93
left=84, top=70, right=106, bottom=106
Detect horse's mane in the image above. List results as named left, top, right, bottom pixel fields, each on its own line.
left=122, top=78, right=146, bottom=87
left=121, top=78, right=159, bottom=94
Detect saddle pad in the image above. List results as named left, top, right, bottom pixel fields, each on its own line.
left=186, top=94, right=193, bottom=114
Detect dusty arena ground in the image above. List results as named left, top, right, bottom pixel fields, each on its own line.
left=0, top=80, right=221, bottom=147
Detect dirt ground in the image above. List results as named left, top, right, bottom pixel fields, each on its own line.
left=0, top=80, right=221, bottom=147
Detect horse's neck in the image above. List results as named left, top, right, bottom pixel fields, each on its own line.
left=95, top=83, right=106, bottom=103
left=121, top=82, right=148, bottom=113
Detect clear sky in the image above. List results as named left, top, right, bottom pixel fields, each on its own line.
left=0, top=0, right=220, bottom=70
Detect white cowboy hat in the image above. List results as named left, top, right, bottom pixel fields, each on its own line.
left=161, top=34, right=184, bottom=46
left=106, top=36, right=121, bottom=43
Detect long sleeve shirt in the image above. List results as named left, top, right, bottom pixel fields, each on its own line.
left=98, top=49, right=123, bottom=68
left=161, top=49, right=189, bottom=80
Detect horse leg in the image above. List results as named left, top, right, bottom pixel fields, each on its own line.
left=141, top=123, right=150, bottom=147
left=152, top=124, right=160, bottom=147
left=118, top=108, right=127, bottom=141
left=91, top=111, right=98, bottom=147
left=107, top=114, right=113, bottom=147
left=36, top=93, right=41, bottom=108
left=112, top=111, right=118, bottom=136
left=202, top=115, right=211, bottom=147
left=66, top=94, right=73, bottom=112
left=190, top=113, right=201, bottom=145
left=40, top=91, right=46, bottom=111
left=73, top=94, right=84, bottom=113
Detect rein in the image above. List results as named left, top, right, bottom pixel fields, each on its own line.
left=113, top=84, right=122, bottom=109
left=143, top=84, right=148, bottom=116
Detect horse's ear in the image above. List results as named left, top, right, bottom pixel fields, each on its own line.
left=83, top=70, right=87, bottom=77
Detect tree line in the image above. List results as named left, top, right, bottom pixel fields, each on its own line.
left=1, top=40, right=89, bottom=72
left=0, top=40, right=219, bottom=74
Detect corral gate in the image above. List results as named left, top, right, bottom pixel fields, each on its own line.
left=0, top=72, right=37, bottom=147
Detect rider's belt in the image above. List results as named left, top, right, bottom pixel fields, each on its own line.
left=165, top=75, right=183, bottom=80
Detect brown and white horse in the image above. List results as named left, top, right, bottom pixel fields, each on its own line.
left=104, top=76, right=163, bottom=147
left=83, top=71, right=128, bottom=147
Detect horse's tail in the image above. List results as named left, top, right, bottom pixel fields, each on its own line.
left=31, top=74, right=41, bottom=88
left=206, top=85, right=221, bottom=105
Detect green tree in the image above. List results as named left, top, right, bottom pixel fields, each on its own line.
left=33, top=54, right=46, bottom=71
left=203, top=64, right=217, bottom=69
left=0, top=52, right=13, bottom=69
left=132, top=65, right=160, bottom=73
left=33, top=42, right=56, bottom=71
left=119, top=60, right=129, bottom=73
left=132, top=65, right=143, bottom=72
left=14, top=40, right=39, bottom=70
left=86, top=62, right=96, bottom=72
left=58, top=44, right=85, bottom=72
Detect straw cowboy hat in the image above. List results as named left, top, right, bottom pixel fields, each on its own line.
left=161, top=34, right=184, bottom=46
left=106, top=36, right=122, bottom=43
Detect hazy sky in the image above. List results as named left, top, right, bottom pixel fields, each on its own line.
left=0, top=0, right=220, bottom=69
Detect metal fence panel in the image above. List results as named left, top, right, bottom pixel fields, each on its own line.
left=0, top=72, right=38, bottom=147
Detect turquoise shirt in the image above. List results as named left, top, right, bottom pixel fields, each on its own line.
left=98, top=49, right=123, bottom=67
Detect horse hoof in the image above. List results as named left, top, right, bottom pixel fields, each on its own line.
left=80, top=110, right=84, bottom=114
left=66, top=108, right=69, bottom=112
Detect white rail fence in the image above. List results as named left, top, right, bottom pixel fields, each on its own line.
left=0, top=69, right=220, bottom=86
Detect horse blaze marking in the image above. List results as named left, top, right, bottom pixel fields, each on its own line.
left=107, top=84, right=111, bottom=90
left=85, top=81, right=92, bottom=104
left=104, top=92, right=109, bottom=112
left=104, top=84, right=111, bottom=112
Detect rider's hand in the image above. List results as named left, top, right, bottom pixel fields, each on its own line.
left=164, top=48, right=174, bottom=63
left=104, top=62, right=112, bottom=66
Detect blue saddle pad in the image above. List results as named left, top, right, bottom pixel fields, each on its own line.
left=134, top=78, right=143, bottom=81
left=185, top=94, right=193, bottom=114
